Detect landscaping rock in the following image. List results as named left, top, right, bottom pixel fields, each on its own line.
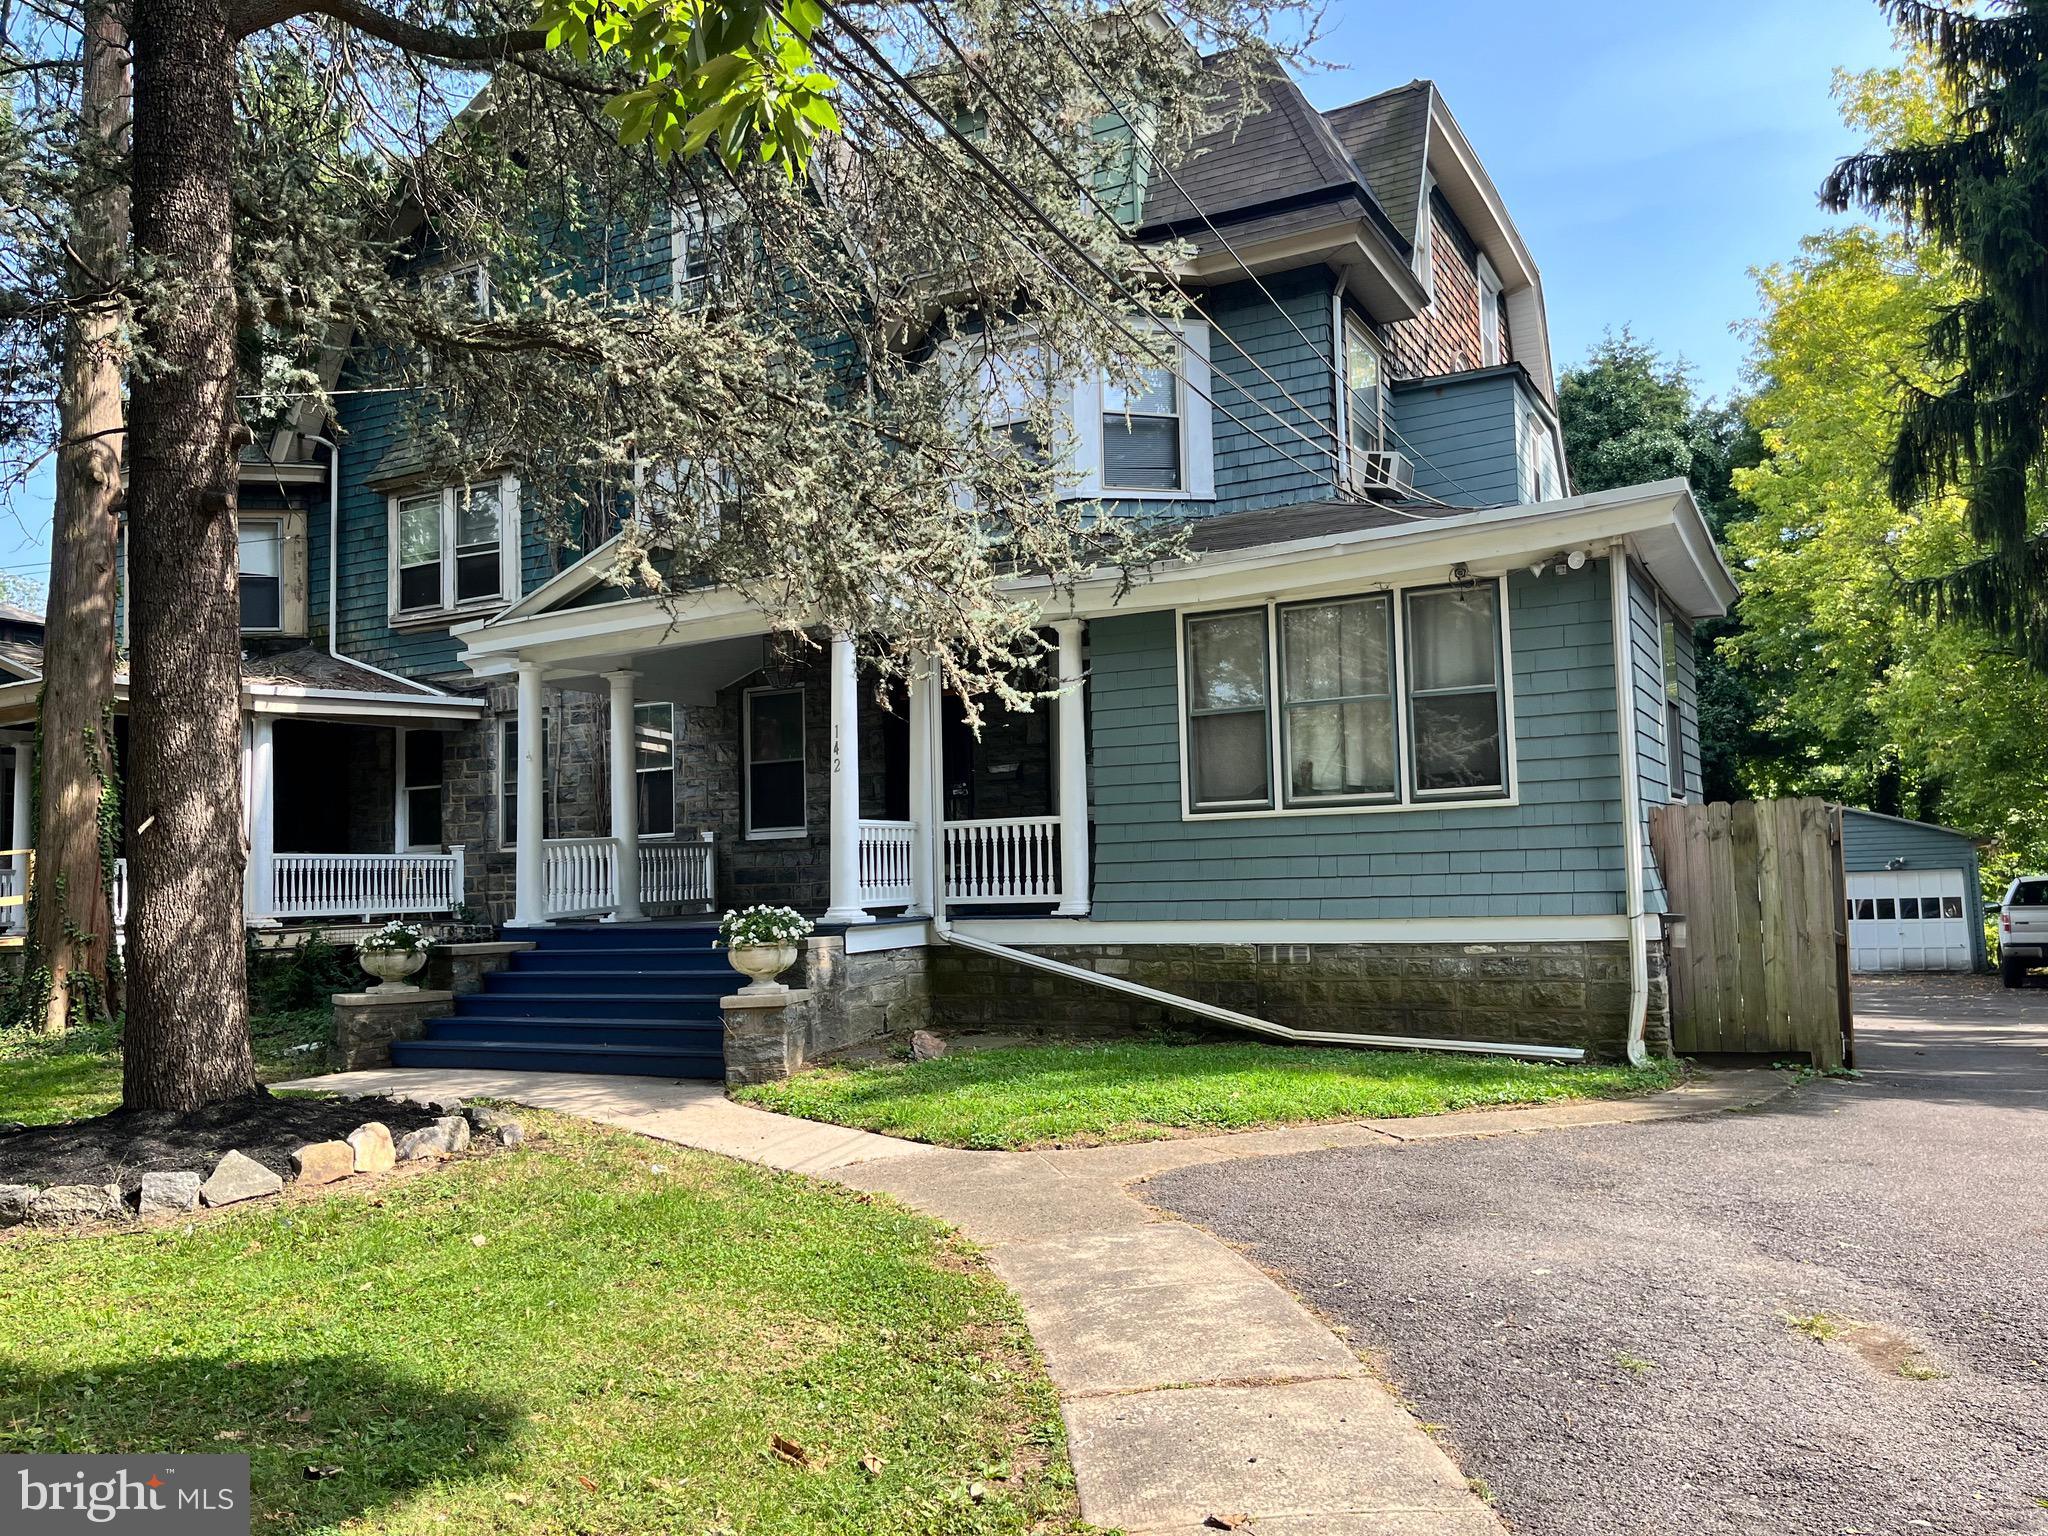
left=394, top=1126, right=444, bottom=1162
left=291, top=1141, right=355, bottom=1185
left=138, top=1172, right=201, bottom=1215
left=29, top=1183, right=122, bottom=1223
left=0, top=1120, right=27, bottom=1133
left=910, top=1029, right=948, bottom=1061
left=436, top=1114, right=471, bottom=1152
left=347, top=1122, right=396, bottom=1174
left=462, top=1105, right=502, bottom=1131
left=424, top=1096, right=465, bottom=1115
left=0, top=1184, right=35, bottom=1225
left=200, top=1150, right=284, bottom=1208
left=494, top=1122, right=526, bottom=1148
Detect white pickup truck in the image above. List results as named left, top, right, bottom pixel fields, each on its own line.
left=1999, top=876, right=2048, bottom=987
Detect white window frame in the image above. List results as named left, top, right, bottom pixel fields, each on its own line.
left=497, top=714, right=555, bottom=851
left=437, top=259, right=492, bottom=319
left=1339, top=313, right=1388, bottom=487
left=1477, top=253, right=1504, bottom=368
left=633, top=700, right=678, bottom=838
left=396, top=726, right=445, bottom=851
left=742, top=685, right=807, bottom=840
left=1659, top=604, right=1686, bottom=801
left=1174, top=575, right=1519, bottom=821
left=670, top=199, right=734, bottom=306
left=236, top=515, right=286, bottom=635
left=386, top=476, right=522, bottom=624
left=1414, top=172, right=1437, bottom=293
left=1072, top=320, right=1215, bottom=501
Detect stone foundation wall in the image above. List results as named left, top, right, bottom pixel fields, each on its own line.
left=927, top=939, right=1670, bottom=1062
left=723, top=937, right=931, bottom=1085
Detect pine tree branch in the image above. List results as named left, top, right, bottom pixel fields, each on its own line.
left=229, top=0, right=546, bottom=59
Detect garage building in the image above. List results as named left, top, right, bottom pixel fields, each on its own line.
left=1840, top=808, right=1986, bottom=973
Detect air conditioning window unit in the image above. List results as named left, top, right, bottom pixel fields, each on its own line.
left=1353, top=449, right=1414, bottom=500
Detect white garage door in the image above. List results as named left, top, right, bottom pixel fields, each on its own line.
left=1846, top=870, right=1973, bottom=972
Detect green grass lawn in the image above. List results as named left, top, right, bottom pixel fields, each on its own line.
left=0, top=1112, right=1085, bottom=1535
left=0, top=1009, right=330, bottom=1126
left=736, top=1037, right=1686, bottom=1150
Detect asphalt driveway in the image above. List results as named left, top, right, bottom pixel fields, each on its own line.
left=1144, top=975, right=2048, bottom=1536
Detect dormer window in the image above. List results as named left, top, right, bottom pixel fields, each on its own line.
left=388, top=477, right=521, bottom=623
left=437, top=260, right=492, bottom=319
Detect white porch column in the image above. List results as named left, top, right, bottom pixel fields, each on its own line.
left=246, top=713, right=277, bottom=923
left=511, top=660, right=547, bottom=926
left=906, top=652, right=934, bottom=918
left=822, top=631, right=871, bottom=924
left=605, top=669, right=644, bottom=922
left=1053, top=618, right=1091, bottom=916
left=9, top=742, right=32, bottom=932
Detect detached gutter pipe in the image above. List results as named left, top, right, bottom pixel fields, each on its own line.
left=913, top=649, right=1587, bottom=1064
left=1607, top=540, right=1653, bottom=1068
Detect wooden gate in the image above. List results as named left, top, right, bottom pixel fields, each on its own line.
left=1648, top=798, right=1853, bottom=1069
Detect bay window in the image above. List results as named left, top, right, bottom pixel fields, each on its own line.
left=1183, top=579, right=1512, bottom=815
left=1102, top=359, right=1182, bottom=491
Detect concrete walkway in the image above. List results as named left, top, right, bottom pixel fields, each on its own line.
left=284, top=1064, right=1781, bottom=1536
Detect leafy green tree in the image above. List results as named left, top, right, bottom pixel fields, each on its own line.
left=1557, top=332, right=1765, bottom=800
left=1821, top=0, right=2048, bottom=669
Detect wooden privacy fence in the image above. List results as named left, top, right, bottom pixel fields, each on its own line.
left=1648, top=798, right=1853, bottom=1069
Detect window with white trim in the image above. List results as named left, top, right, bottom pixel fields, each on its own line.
left=634, top=701, right=678, bottom=836
left=1102, top=357, right=1182, bottom=491
left=744, top=687, right=806, bottom=837
left=670, top=200, right=734, bottom=306
left=237, top=517, right=283, bottom=631
left=1182, top=579, right=1512, bottom=815
left=1343, top=316, right=1386, bottom=476
left=436, top=259, right=492, bottom=319
left=388, top=477, right=520, bottom=620
left=499, top=715, right=556, bottom=848
left=401, top=729, right=444, bottom=848
left=1405, top=585, right=1506, bottom=795
left=1660, top=609, right=1685, bottom=799
left=1280, top=595, right=1397, bottom=805
left=1477, top=254, right=1504, bottom=367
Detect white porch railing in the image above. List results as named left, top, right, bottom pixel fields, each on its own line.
left=543, top=833, right=717, bottom=919
left=0, top=860, right=22, bottom=933
left=542, top=837, right=618, bottom=920
left=943, top=815, right=1064, bottom=906
left=270, top=850, right=467, bottom=921
left=857, top=820, right=917, bottom=908
left=641, top=834, right=717, bottom=908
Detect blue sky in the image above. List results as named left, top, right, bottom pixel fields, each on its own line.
left=0, top=1, right=1905, bottom=596
left=1302, top=0, right=1902, bottom=396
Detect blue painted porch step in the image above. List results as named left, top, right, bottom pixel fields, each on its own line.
left=388, top=921, right=738, bottom=1080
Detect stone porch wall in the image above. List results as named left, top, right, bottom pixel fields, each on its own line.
left=723, top=935, right=930, bottom=1085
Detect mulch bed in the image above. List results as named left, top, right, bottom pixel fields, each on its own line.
left=0, top=1092, right=446, bottom=1192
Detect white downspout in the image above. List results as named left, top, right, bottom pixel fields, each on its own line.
left=1609, top=542, right=1652, bottom=1068
left=917, top=634, right=1587, bottom=1064
left=302, top=433, right=441, bottom=696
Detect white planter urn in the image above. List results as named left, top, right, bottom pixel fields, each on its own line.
left=360, top=947, right=427, bottom=995
left=727, top=943, right=799, bottom=997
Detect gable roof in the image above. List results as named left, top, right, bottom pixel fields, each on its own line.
left=1322, top=81, right=1433, bottom=252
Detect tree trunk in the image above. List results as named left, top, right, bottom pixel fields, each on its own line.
left=122, top=0, right=256, bottom=1109
left=17, top=0, right=129, bottom=1035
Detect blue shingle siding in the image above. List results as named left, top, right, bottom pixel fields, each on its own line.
left=1625, top=560, right=1669, bottom=911
left=1674, top=615, right=1702, bottom=797
left=1388, top=371, right=1523, bottom=506
left=1124, top=268, right=1339, bottom=520
left=1085, top=565, right=1627, bottom=921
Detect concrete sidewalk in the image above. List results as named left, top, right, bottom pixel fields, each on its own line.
left=285, top=1064, right=1782, bottom=1535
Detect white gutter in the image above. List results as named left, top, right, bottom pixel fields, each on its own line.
left=912, top=658, right=1586, bottom=1063
left=1608, top=541, right=1652, bottom=1068
left=303, top=433, right=443, bottom=697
